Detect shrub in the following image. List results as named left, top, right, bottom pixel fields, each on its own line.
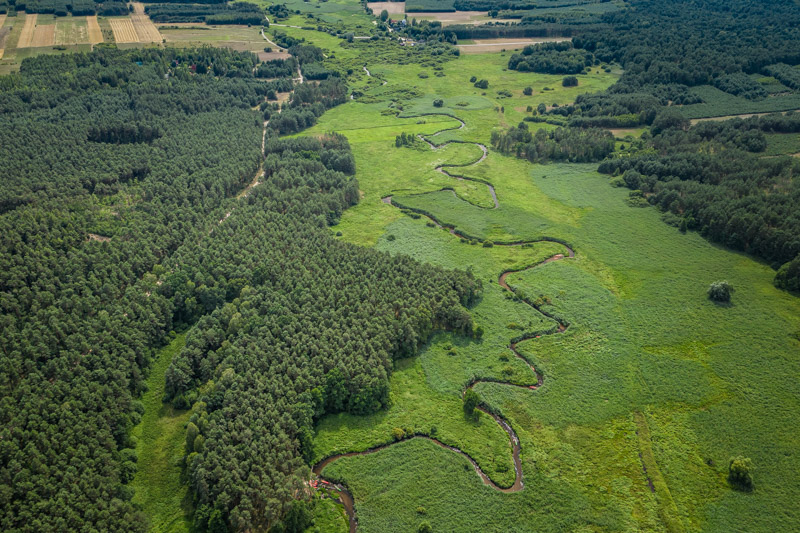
left=774, top=255, right=800, bottom=292
left=523, top=86, right=532, bottom=95
left=418, top=521, right=432, bottom=533
left=386, top=234, right=396, bottom=241
left=482, top=240, right=494, bottom=248
left=463, top=388, right=479, bottom=416
left=708, top=281, right=733, bottom=303
left=433, top=99, right=444, bottom=107
left=474, top=79, right=488, bottom=89
left=470, top=75, right=477, bottom=82
left=728, top=456, right=754, bottom=491
left=392, top=427, right=405, bottom=441
left=562, top=76, right=578, bottom=87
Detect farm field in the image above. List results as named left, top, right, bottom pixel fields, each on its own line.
left=131, top=3, right=163, bottom=43
left=109, top=17, right=139, bottom=44
left=0, top=14, right=96, bottom=73
left=160, top=24, right=282, bottom=60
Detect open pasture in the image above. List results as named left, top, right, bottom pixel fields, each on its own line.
left=160, top=24, right=278, bottom=57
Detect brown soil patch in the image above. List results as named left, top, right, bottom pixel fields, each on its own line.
left=17, top=13, right=37, bottom=48
left=30, top=24, right=55, bottom=47
left=110, top=18, right=139, bottom=43
left=258, top=50, right=290, bottom=61
left=87, top=233, right=111, bottom=242
left=367, top=1, right=405, bottom=15
left=87, top=16, right=103, bottom=44
left=0, top=50, right=4, bottom=60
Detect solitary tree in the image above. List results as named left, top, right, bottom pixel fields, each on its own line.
left=708, top=281, right=733, bottom=303
left=463, top=388, right=479, bottom=417
left=728, top=456, right=754, bottom=491
left=523, top=86, right=533, bottom=95
left=537, top=102, right=546, bottom=114
left=380, top=9, right=388, bottom=21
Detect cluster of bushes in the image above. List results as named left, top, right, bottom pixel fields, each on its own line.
left=255, top=58, right=297, bottom=79
left=508, top=41, right=593, bottom=74
left=491, top=122, right=614, bottom=163
left=763, top=63, right=800, bottom=91
left=712, top=72, right=768, bottom=100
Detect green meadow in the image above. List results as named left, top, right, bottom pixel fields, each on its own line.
left=285, top=25, right=800, bottom=533
left=131, top=334, right=193, bottom=533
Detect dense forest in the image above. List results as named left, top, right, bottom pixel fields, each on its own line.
left=0, top=46, right=481, bottom=532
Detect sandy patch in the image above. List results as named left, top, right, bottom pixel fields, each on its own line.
left=0, top=50, right=4, bottom=60
left=368, top=2, right=405, bottom=15
left=87, top=16, right=103, bottom=44
left=31, top=24, right=55, bottom=47
left=110, top=18, right=138, bottom=43
left=17, top=13, right=37, bottom=48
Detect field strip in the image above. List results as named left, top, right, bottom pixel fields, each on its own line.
left=87, top=16, right=103, bottom=44
left=634, top=411, right=685, bottom=533
left=31, top=24, right=55, bottom=47
left=0, top=15, right=7, bottom=30
left=17, top=13, right=37, bottom=48
left=110, top=18, right=138, bottom=43
left=0, top=49, right=4, bottom=60
left=131, top=4, right=162, bottom=44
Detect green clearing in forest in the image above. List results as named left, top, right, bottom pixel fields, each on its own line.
left=131, top=334, right=193, bottom=533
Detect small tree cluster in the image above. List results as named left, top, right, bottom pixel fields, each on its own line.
left=708, top=281, right=733, bottom=303
left=728, top=456, right=754, bottom=491
left=395, top=132, right=417, bottom=148
left=474, top=79, right=489, bottom=89
left=562, top=76, right=578, bottom=87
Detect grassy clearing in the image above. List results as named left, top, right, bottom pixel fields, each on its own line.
left=302, top=30, right=800, bottom=531
left=764, top=132, right=800, bottom=156
left=131, top=334, right=193, bottom=533
left=681, top=85, right=800, bottom=118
